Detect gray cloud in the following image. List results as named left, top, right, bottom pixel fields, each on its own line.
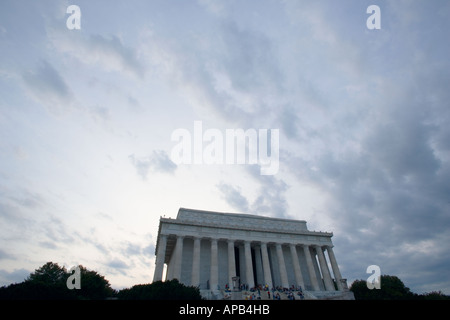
left=128, top=154, right=151, bottom=180
left=0, top=186, right=108, bottom=262
left=247, top=166, right=290, bottom=219
left=277, top=106, right=301, bottom=140
left=22, top=60, right=74, bottom=114
left=143, top=243, right=155, bottom=258
left=140, top=16, right=287, bottom=127
left=0, top=249, right=14, bottom=261
left=6, top=189, right=46, bottom=210
left=0, top=268, right=30, bottom=286
left=149, top=150, right=177, bottom=174
left=87, top=34, right=144, bottom=79
left=88, top=105, right=110, bottom=122
left=218, top=166, right=290, bottom=219
left=122, top=242, right=142, bottom=256
left=38, top=241, right=59, bottom=250
left=41, top=215, right=76, bottom=245
left=217, top=183, right=249, bottom=212
left=119, top=240, right=155, bottom=259
left=73, top=229, right=109, bottom=256
left=129, top=150, right=177, bottom=180
left=0, top=190, right=47, bottom=241
left=107, top=258, right=129, bottom=275
left=48, top=28, right=144, bottom=80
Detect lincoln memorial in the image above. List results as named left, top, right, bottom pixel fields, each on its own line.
left=153, top=208, right=354, bottom=300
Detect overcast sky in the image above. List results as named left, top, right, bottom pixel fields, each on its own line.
left=1, top=0, right=449, bottom=294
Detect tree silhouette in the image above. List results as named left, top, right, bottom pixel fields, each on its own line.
left=350, top=275, right=449, bottom=300
left=117, top=279, right=203, bottom=300
left=0, top=262, right=115, bottom=300
left=27, top=262, right=67, bottom=285
left=75, top=265, right=115, bottom=299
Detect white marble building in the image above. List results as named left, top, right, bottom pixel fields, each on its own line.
left=153, top=208, right=354, bottom=299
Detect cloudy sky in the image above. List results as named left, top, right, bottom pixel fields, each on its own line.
left=1, top=0, right=449, bottom=294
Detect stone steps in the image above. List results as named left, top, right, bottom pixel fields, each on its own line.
left=219, top=289, right=354, bottom=300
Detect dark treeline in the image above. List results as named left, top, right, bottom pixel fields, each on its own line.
left=0, top=262, right=115, bottom=300
left=0, top=262, right=202, bottom=300
left=0, top=262, right=448, bottom=300
left=350, top=275, right=449, bottom=300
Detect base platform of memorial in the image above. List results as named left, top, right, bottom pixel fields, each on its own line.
left=200, top=288, right=355, bottom=300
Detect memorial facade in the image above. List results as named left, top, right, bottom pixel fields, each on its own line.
left=153, top=208, right=352, bottom=299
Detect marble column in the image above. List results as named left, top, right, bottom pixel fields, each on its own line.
left=260, top=242, right=273, bottom=289
left=173, top=235, right=184, bottom=281
left=210, top=238, right=219, bottom=290
left=276, top=243, right=289, bottom=288
left=315, top=245, right=335, bottom=291
left=227, top=240, right=236, bottom=289
left=254, top=245, right=264, bottom=286
left=326, top=246, right=344, bottom=291
left=244, top=241, right=255, bottom=289
left=191, top=237, right=201, bottom=287
left=290, top=244, right=305, bottom=289
left=239, top=244, right=246, bottom=284
left=302, top=244, right=320, bottom=291
left=153, top=234, right=167, bottom=282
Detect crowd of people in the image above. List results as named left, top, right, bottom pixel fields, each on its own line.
left=224, top=283, right=305, bottom=300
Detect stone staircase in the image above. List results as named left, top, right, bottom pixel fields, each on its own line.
left=217, top=289, right=354, bottom=300
left=220, top=290, right=309, bottom=300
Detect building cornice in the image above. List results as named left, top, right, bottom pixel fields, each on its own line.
left=159, top=217, right=333, bottom=238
